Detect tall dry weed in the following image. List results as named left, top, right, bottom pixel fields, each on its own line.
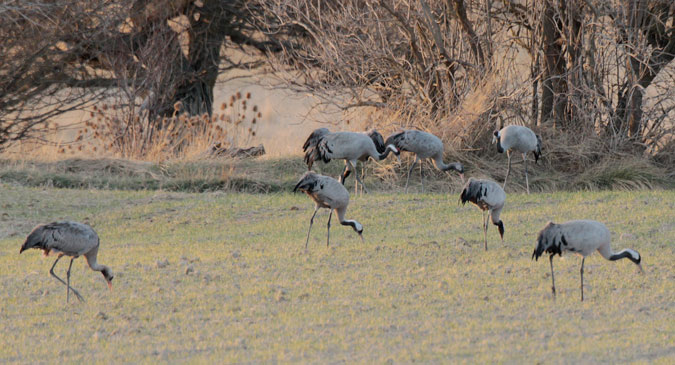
left=61, top=91, right=261, bottom=161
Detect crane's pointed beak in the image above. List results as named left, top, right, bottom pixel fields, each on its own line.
left=107, top=281, right=113, bottom=291
left=359, top=233, right=365, bottom=243
left=637, top=263, right=644, bottom=274
left=459, top=173, right=465, bottom=184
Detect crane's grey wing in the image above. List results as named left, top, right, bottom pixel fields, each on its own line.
left=480, top=181, right=506, bottom=208
left=313, top=177, right=349, bottom=208
left=21, top=221, right=98, bottom=257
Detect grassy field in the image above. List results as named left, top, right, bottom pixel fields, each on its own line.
left=0, top=184, right=673, bottom=363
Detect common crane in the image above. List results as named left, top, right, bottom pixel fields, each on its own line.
left=385, top=130, right=464, bottom=192
left=20, top=221, right=113, bottom=303
left=493, top=125, right=542, bottom=194
left=459, top=178, right=506, bottom=251
left=293, top=171, right=364, bottom=249
left=304, top=131, right=399, bottom=194
left=532, top=220, right=643, bottom=301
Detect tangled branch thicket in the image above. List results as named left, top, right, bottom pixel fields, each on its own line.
left=2, top=0, right=674, bottom=188
left=258, top=0, right=674, bottom=183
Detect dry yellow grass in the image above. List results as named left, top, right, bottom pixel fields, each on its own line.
left=0, top=184, right=673, bottom=362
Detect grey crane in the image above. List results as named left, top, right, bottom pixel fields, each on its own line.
left=304, top=131, right=399, bottom=194
left=303, top=128, right=386, bottom=194
left=385, top=130, right=464, bottom=192
left=20, top=221, right=113, bottom=303
left=532, top=220, right=643, bottom=301
left=293, top=171, right=364, bottom=249
left=493, top=125, right=542, bottom=194
left=459, top=178, right=506, bottom=251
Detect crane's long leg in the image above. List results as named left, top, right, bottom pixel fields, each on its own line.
left=339, top=164, right=350, bottom=185
left=355, top=161, right=360, bottom=195
left=405, top=156, right=419, bottom=193
left=348, top=161, right=368, bottom=194
left=326, top=209, right=333, bottom=247
left=483, top=210, right=489, bottom=251
left=580, top=257, right=585, bottom=301
left=305, top=207, right=319, bottom=250
left=49, top=255, right=84, bottom=302
left=503, top=151, right=512, bottom=189
left=523, top=153, right=530, bottom=195
left=66, top=258, right=73, bottom=303
left=358, top=162, right=367, bottom=196
left=549, top=254, right=556, bottom=298
left=420, top=159, right=424, bottom=193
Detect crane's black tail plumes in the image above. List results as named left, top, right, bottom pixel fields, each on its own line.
left=532, top=234, right=546, bottom=261
left=304, top=138, right=333, bottom=168
left=534, top=134, right=542, bottom=163
left=19, top=224, right=50, bottom=253
left=532, top=223, right=562, bottom=260
left=368, top=130, right=385, bottom=154
left=459, top=179, right=481, bottom=206
left=303, top=128, right=329, bottom=152
left=302, top=128, right=330, bottom=169
left=293, top=172, right=319, bottom=193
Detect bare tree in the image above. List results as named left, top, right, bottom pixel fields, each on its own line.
left=0, top=0, right=295, bottom=151
left=254, top=0, right=495, bottom=122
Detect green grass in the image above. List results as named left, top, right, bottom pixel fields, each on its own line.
left=0, top=185, right=673, bottom=362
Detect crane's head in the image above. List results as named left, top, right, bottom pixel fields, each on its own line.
left=493, top=130, right=506, bottom=153
left=451, top=163, right=465, bottom=183
left=534, top=134, right=543, bottom=163
left=102, top=267, right=114, bottom=290
left=624, top=249, right=644, bottom=274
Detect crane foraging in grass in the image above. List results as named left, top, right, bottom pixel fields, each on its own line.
left=303, top=128, right=387, bottom=195
left=293, top=171, right=364, bottom=249
left=304, top=131, right=400, bottom=194
left=459, top=178, right=506, bottom=251
left=492, top=125, right=542, bottom=194
left=384, top=130, right=464, bottom=192
left=532, top=220, right=643, bottom=301
left=20, top=221, right=113, bottom=303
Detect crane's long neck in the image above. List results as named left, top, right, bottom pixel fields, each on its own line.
left=598, top=244, right=643, bottom=271
left=376, top=144, right=399, bottom=161
left=608, top=249, right=641, bottom=265
left=84, top=246, right=108, bottom=273
left=433, top=157, right=462, bottom=173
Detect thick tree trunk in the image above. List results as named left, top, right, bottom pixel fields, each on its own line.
left=539, top=0, right=565, bottom=127
left=614, top=0, right=675, bottom=141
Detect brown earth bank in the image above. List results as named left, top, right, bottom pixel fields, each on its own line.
left=0, top=155, right=672, bottom=194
